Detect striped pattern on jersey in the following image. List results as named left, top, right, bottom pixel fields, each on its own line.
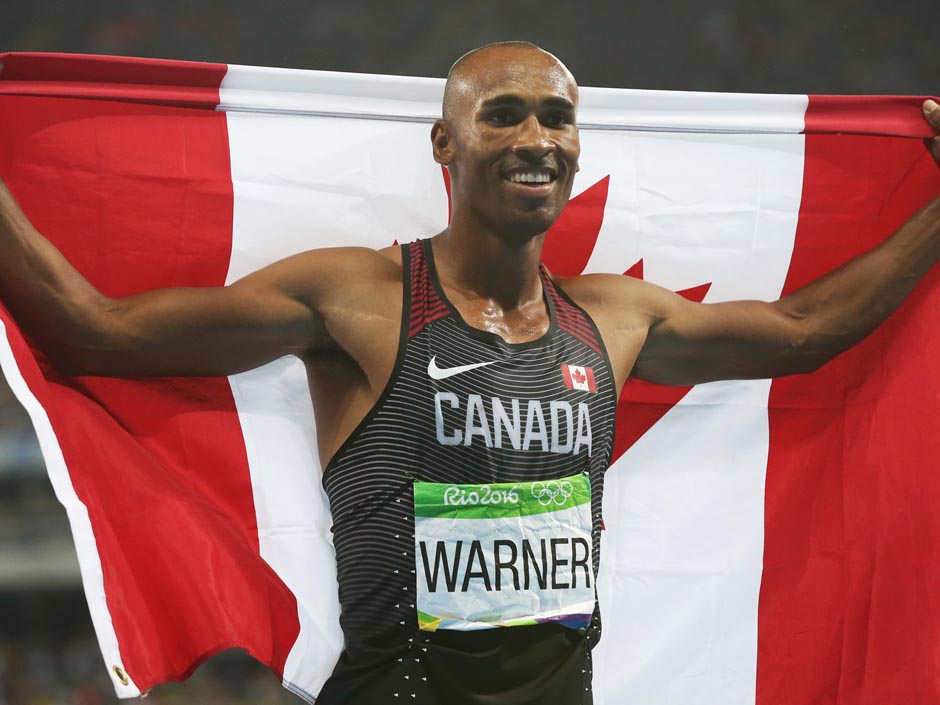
left=318, top=239, right=617, bottom=705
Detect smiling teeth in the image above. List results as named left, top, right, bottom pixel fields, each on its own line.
left=509, top=172, right=552, bottom=183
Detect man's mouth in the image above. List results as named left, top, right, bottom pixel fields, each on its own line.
left=503, top=168, right=558, bottom=187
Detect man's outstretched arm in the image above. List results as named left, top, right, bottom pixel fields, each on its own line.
left=0, top=178, right=379, bottom=378
left=628, top=100, right=940, bottom=386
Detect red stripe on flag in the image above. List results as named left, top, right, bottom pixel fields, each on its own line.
left=0, top=52, right=227, bottom=109
left=760, top=130, right=940, bottom=703
left=804, top=94, right=940, bottom=138
left=0, top=94, right=298, bottom=690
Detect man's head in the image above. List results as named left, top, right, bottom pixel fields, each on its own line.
left=432, top=42, right=581, bottom=240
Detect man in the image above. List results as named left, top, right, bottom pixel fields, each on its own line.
left=1, top=41, right=939, bottom=704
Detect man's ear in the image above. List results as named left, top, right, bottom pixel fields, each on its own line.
left=431, top=119, right=454, bottom=165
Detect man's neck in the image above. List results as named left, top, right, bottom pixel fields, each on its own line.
left=431, top=223, right=546, bottom=311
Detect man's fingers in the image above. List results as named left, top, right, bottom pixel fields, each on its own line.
left=923, top=99, right=940, bottom=129
left=923, top=100, right=940, bottom=166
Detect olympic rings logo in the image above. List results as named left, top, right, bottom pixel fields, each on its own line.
left=530, top=480, right=574, bottom=506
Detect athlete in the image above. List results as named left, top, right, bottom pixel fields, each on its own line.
left=2, top=41, right=940, bottom=704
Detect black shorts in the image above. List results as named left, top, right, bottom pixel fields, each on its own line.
left=316, top=622, right=593, bottom=705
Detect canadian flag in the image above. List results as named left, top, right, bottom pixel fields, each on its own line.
left=1, top=53, right=939, bottom=705
left=561, top=363, right=598, bottom=393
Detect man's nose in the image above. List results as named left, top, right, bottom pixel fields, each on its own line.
left=512, top=115, right=554, bottom=160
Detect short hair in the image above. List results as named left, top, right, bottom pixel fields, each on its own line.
left=441, top=41, right=546, bottom=121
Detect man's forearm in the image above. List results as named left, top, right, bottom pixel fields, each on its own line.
left=0, top=178, right=113, bottom=371
left=777, top=196, right=940, bottom=369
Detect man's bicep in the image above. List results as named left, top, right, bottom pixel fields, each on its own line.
left=84, top=249, right=352, bottom=378
left=631, top=295, right=809, bottom=385
left=90, top=280, right=321, bottom=377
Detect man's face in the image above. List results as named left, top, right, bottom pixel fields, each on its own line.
left=435, top=47, right=581, bottom=239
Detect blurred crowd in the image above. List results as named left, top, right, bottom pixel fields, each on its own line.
left=0, top=632, right=296, bottom=705
left=1, top=0, right=938, bottom=702
left=2, top=0, right=938, bottom=93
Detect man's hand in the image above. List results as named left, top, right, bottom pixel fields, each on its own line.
left=924, top=99, right=940, bottom=165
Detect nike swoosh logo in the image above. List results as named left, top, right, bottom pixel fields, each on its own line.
left=427, top=355, right=498, bottom=380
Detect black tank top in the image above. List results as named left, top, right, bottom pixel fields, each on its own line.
left=317, top=239, right=617, bottom=705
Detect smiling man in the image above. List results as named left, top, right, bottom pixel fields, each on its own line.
left=2, top=41, right=940, bottom=705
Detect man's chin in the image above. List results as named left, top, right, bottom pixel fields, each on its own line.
left=472, top=196, right=567, bottom=240
left=499, top=208, right=564, bottom=241
left=518, top=200, right=565, bottom=230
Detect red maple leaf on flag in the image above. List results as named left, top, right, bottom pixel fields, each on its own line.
left=441, top=168, right=712, bottom=463
left=541, top=176, right=610, bottom=276
left=572, top=368, right=587, bottom=384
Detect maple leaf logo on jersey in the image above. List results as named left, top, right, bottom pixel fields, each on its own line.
left=561, top=364, right=597, bottom=393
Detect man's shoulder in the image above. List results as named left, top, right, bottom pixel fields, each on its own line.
left=342, top=243, right=403, bottom=275
left=549, top=271, right=671, bottom=340
left=280, top=243, right=404, bottom=286
left=314, top=242, right=402, bottom=266
left=244, top=244, right=406, bottom=313
left=551, top=271, right=652, bottom=307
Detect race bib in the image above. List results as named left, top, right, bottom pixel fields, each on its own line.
left=414, top=473, right=595, bottom=632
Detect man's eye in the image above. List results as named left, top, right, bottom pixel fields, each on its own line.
left=488, top=112, right=515, bottom=124
left=544, top=114, right=571, bottom=127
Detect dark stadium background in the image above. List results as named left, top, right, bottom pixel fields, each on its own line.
left=1, top=1, right=938, bottom=703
